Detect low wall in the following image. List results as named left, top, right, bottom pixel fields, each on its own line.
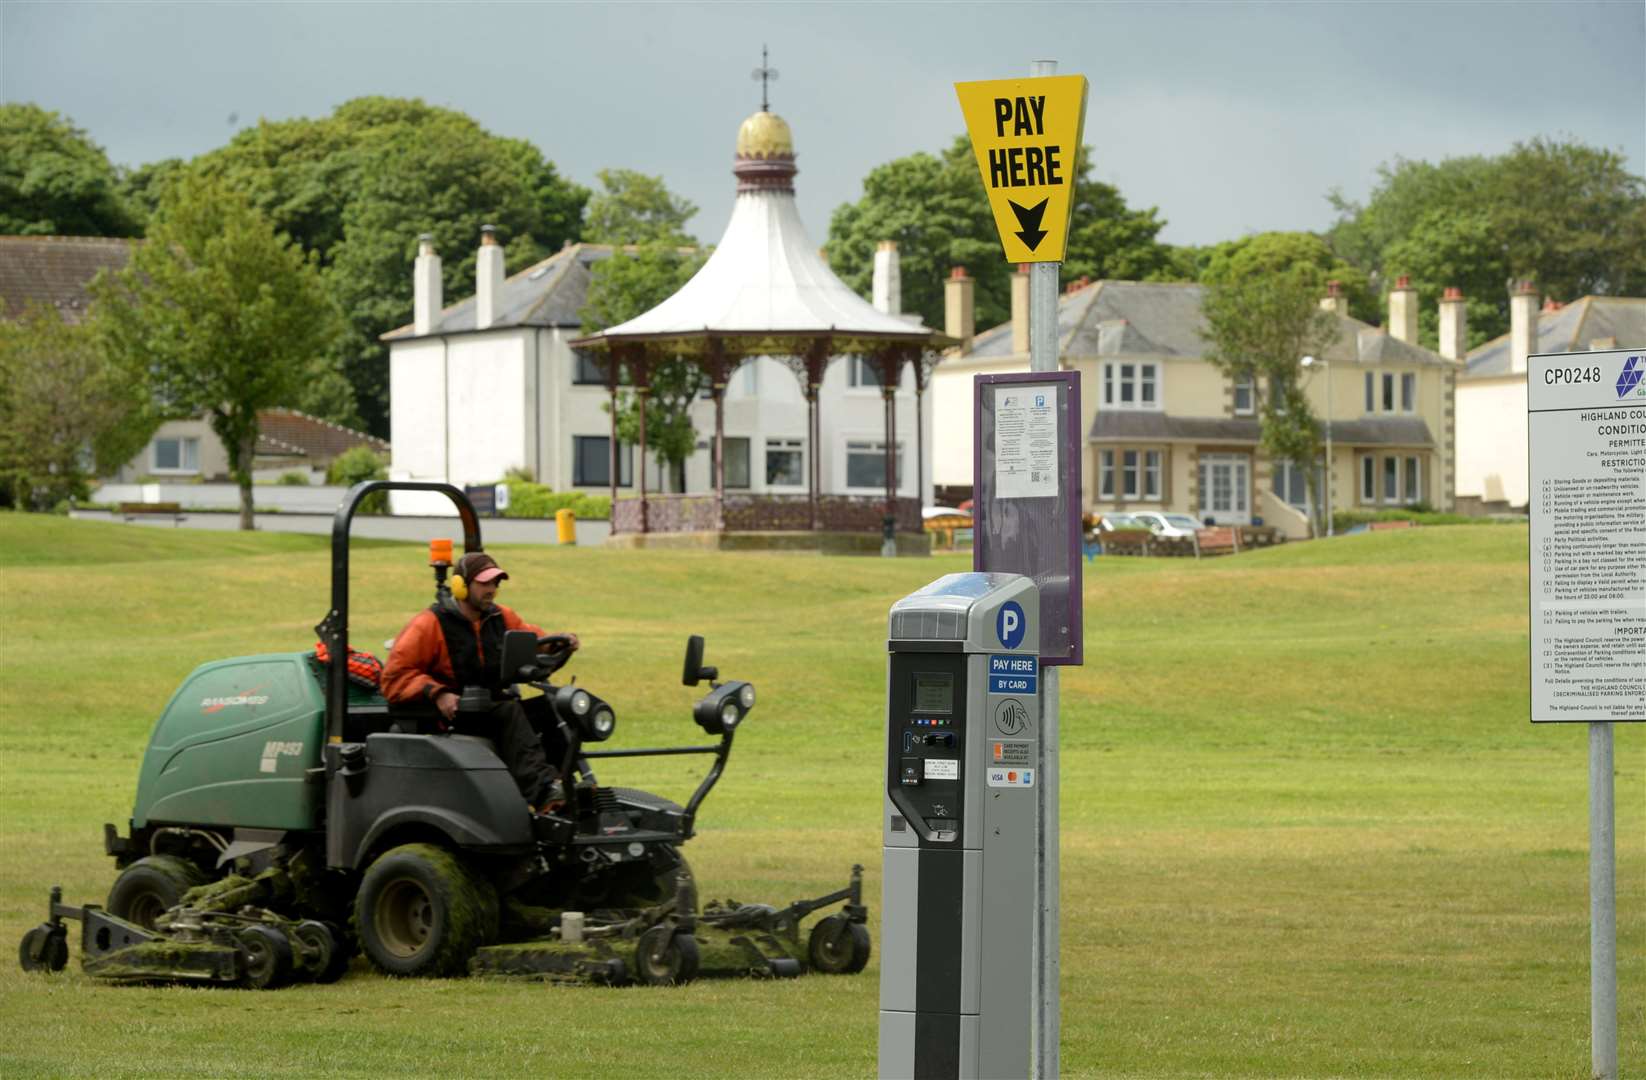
left=612, top=493, right=922, bottom=534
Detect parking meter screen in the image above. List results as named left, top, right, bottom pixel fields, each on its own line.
left=913, top=672, right=953, bottom=714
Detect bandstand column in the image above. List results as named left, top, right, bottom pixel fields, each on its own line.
left=632, top=348, right=653, bottom=534
left=880, top=348, right=899, bottom=555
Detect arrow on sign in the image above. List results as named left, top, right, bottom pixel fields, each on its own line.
left=1008, top=197, right=1049, bottom=252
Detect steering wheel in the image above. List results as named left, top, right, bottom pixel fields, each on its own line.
left=535, top=634, right=577, bottom=677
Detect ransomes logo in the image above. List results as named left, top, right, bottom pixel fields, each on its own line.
left=201, top=686, right=270, bottom=713
left=1618, top=355, right=1644, bottom=399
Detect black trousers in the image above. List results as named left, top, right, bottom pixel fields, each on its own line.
left=455, top=699, right=559, bottom=807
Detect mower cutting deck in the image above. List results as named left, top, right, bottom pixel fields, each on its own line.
left=18, top=481, right=870, bottom=989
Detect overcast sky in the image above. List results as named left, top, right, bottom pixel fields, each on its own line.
left=5, top=1, right=1643, bottom=252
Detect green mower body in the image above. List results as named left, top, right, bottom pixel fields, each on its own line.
left=135, top=653, right=329, bottom=832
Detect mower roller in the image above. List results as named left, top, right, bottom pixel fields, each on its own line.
left=20, top=481, right=870, bottom=988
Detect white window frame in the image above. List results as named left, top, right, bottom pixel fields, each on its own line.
left=151, top=436, right=200, bottom=475
left=764, top=438, right=805, bottom=490
left=1400, top=372, right=1416, bottom=413
left=1096, top=447, right=1162, bottom=502
left=841, top=437, right=904, bottom=493
left=1101, top=361, right=1162, bottom=411
left=1233, top=375, right=1255, bottom=416
left=1364, top=372, right=1375, bottom=414
left=1098, top=449, right=1115, bottom=499
left=1403, top=455, right=1422, bottom=505
left=1360, top=455, right=1375, bottom=503
left=1196, top=452, right=1250, bottom=522
left=1382, top=372, right=1396, bottom=413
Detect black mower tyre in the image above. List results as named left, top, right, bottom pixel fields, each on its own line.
left=237, top=925, right=295, bottom=990
left=293, top=920, right=351, bottom=984
left=355, top=844, right=494, bottom=978
left=18, top=926, right=68, bottom=973
left=634, top=927, right=700, bottom=986
left=808, top=915, right=871, bottom=975
left=107, top=855, right=207, bottom=930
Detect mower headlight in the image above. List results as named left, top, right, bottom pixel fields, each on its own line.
left=738, top=683, right=756, bottom=710
left=693, top=681, right=753, bottom=736
left=586, top=706, right=616, bottom=741
left=553, top=685, right=592, bottom=720
left=720, top=701, right=741, bottom=729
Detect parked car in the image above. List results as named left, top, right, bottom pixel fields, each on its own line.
left=1130, top=511, right=1204, bottom=539
left=1096, top=513, right=1146, bottom=532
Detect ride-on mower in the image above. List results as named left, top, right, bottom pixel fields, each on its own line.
left=19, top=481, right=869, bottom=988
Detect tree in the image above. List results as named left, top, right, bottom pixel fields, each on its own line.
left=1197, top=231, right=1376, bottom=324
left=1329, top=137, right=1646, bottom=348
left=186, top=97, right=589, bottom=434
left=92, top=177, right=346, bottom=530
left=0, top=104, right=140, bottom=237
left=579, top=244, right=708, bottom=490
left=0, top=302, right=152, bottom=509
left=827, top=136, right=1180, bottom=333
left=582, top=169, right=698, bottom=246
left=1199, top=269, right=1341, bottom=534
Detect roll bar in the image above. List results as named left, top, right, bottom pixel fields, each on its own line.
left=317, top=481, right=482, bottom=743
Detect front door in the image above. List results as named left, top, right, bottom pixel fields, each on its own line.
left=1197, top=452, right=1251, bottom=525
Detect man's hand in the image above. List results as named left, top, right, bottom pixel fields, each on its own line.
left=538, top=632, right=580, bottom=654
left=435, top=690, right=459, bottom=721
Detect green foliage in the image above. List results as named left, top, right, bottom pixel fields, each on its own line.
left=828, top=136, right=1180, bottom=334
left=497, top=477, right=610, bottom=521
left=187, top=97, right=589, bottom=435
left=0, top=302, right=153, bottom=510
left=1200, top=269, right=1341, bottom=533
left=326, top=445, right=388, bottom=514
left=0, top=104, right=140, bottom=237
left=580, top=244, right=709, bottom=484
left=92, top=176, right=346, bottom=530
left=1196, top=231, right=1376, bottom=324
left=275, top=471, right=311, bottom=486
left=1332, top=507, right=1520, bottom=529
left=582, top=168, right=698, bottom=246
left=1329, top=137, right=1646, bottom=348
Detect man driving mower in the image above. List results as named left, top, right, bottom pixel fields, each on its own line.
left=381, top=551, right=577, bottom=811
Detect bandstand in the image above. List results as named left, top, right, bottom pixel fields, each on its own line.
left=569, top=102, right=953, bottom=552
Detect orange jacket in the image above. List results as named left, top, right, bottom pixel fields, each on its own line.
left=381, top=603, right=544, bottom=704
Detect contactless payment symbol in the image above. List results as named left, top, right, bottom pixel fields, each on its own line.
left=997, top=601, right=1026, bottom=648
left=1619, top=356, right=1644, bottom=398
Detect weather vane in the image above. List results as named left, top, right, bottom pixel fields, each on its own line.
left=751, top=45, right=779, bottom=112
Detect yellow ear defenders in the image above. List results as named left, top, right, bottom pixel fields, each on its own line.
left=450, top=573, right=468, bottom=601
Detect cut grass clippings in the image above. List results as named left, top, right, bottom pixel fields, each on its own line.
left=0, top=514, right=1639, bottom=1078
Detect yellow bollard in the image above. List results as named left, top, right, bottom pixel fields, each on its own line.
left=555, top=507, right=577, bottom=545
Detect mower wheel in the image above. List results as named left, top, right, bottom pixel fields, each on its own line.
left=356, top=844, right=494, bottom=978
left=634, top=927, right=699, bottom=986
left=18, top=925, right=68, bottom=973
left=107, top=855, right=207, bottom=930
left=293, top=920, right=351, bottom=984
left=237, top=925, right=295, bottom=990
left=808, top=915, right=871, bottom=975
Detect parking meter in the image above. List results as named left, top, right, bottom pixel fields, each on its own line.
left=879, top=572, right=1040, bottom=1080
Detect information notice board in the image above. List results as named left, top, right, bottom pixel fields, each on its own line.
left=1528, top=348, right=1646, bottom=723
left=974, top=371, right=1082, bottom=665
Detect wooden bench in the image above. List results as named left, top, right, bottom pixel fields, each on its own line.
left=923, top=514, right=974, bottom=550
left=118, top=501, right=183, bottom=525
left=1099, top=529, right=1153, bottom=557
left=1369, top=519, right=1416, bottom=531
left=1194, top=526, right=1241, bottom=557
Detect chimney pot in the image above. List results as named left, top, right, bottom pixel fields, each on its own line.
left=1514, top=279, right=1537, bottom=295
left=1542, top=297, right=1561, bottom=312
left=877, top=240, right=898, bottom=252
left=1442, top=286, right=1463, bottom=301
left=1395, top=275, right=1410, bottom=289
left=480, top=224, right=498, bottom=247
left=949, top=266, right=968, bottom=280
left=1326, top=280, right=1343, bottom=296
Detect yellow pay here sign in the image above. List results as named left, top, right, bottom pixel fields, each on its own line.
left=955, top=75, right=1089, bottom=263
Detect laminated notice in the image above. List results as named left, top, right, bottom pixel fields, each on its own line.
left=995, top=389, right=1058, bottom=498
left=924, top=758, right=959, bottom=781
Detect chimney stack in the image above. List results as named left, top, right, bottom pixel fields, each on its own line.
left=944, top=267, right=974, bottom=351
left=1319, top=280, right=1349, bottom=318
left=1437, top=287, right=1467, bottom=362
left=413, top=234, right=441, bottom=336
left=1011, top=265, right=1030, bottom=354
left=1509, top=280, right=1539, bottom=373
left=476, top=225, right=505, bottom=330
left=1388, top=275, right=1418, bottom=344
left=872, top=240, right=902, bottom=316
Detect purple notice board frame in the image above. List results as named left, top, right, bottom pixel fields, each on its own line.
left=973, top=371, right=1083, bottom=666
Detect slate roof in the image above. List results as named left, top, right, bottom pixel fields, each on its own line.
left=381, top=243, right=629, bottom=341
left=964, top=279, right=1456, bottom=369
left=1089, top=411, right=1433, bottom=448
left=253, top=409, right=389, bottom=463
left=1465, top=296, right=1646, bottom=378
left=0, top=235, right=133, bottom=324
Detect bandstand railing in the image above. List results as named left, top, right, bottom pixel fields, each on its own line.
left=611, top=494, right=921, bottom=535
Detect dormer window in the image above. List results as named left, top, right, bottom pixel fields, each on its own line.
left=1102, top=361, right=1160, bottom=410
left=1233, top=375, right=1254, bottom=416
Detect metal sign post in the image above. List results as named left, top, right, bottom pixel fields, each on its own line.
left=1526, top=347, right=1645, bottom=1080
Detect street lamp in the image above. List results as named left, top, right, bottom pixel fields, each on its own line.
left=1301, top=355, right=1333, bottom=537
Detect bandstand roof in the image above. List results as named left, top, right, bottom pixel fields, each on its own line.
left=571, top=109, right=949, bottom=357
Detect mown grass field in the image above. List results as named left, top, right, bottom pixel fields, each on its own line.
left=0, top=513, right=1639, bottom=1078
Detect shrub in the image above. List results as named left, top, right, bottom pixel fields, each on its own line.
left=1331, top=507, right=1523, bottom=530
left=276, top=470, right=310, bottom=486
left=327, top=447, right=388, bottom=514
left=495, top=477, right=611, bottom=521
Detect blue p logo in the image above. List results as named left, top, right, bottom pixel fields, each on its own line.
left=997, top=601, right=1026, bottom=649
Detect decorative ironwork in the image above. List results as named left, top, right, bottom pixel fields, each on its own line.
left=752, top=46, right=779, bottom=112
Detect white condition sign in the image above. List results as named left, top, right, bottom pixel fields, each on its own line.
left=1528, top=348, right=1646, bottom=723
left=994, top=389, right=1059, bottom=498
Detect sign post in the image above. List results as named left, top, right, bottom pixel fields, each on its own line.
left=959, top=59, right=1088, bottom=1080
left=1527, top=347, right=1645, bottom=1080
